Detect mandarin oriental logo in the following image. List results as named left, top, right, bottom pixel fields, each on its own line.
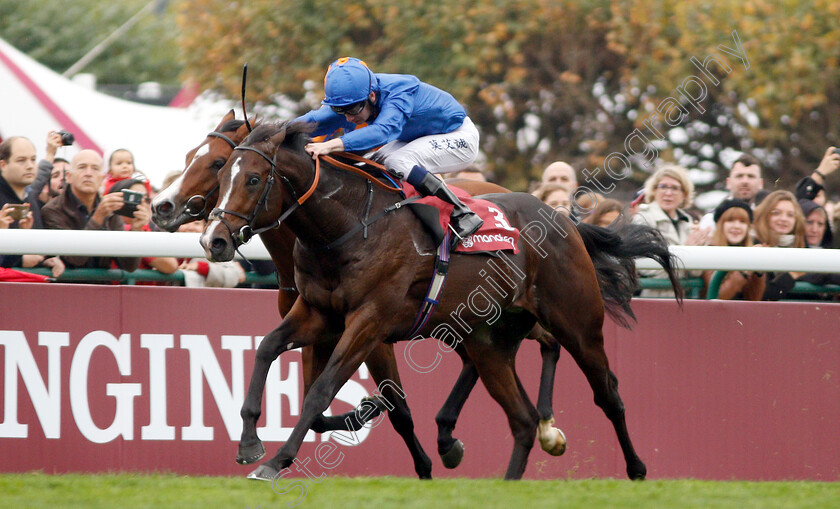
left=464, top=233, right=516, bottom=247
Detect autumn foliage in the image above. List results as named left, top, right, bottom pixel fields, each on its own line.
left=177, top=0, right=840, bottom=193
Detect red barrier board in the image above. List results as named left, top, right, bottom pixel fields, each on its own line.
left=1, top=283, right=838, bottom=480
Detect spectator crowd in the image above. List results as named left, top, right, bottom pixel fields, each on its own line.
left=519, top=147, right=840, bottom=301
left=0, top=132, right=247, bottom=288
left=1, top=128, right=838, bottom=300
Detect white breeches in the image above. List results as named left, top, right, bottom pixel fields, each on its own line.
left=371, top=117, right=479, bottom=179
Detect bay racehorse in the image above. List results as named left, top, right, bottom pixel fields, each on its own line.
left=152, top=112, right=438, bottom=477
left=200, top=121, right=681, bottom=480
left=152, top=111, right=567, bottom=476
left=153, top=111, right=557, bottom=478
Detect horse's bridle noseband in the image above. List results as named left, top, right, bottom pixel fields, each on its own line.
left=184, top=131, right=238, bottom=218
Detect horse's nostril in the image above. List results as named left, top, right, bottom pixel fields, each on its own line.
left=155, top=200, right=174, bottom=216
left=211, top=237, right=228, bottom=253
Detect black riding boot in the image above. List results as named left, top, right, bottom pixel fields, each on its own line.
left=407, top=165, right=483, bottom=247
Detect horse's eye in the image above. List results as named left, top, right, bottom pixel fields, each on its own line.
left=247, top=176, right=261, bottom=186
left=212, top=159, right=225, bottom=170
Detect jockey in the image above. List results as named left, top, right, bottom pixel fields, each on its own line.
left=295, top=57, right=483, bottom=245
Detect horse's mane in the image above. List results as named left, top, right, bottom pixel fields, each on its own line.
left=244, top=121, right=313, bottom=154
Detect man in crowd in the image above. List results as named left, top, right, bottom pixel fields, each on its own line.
left=38, top=157, right=70, bottom=206
left=24, top=130, right=67, bottom=206
left=41, top=149, right=148, bottom=270
left=541, top=161, right=578, bottom=192
left=0, top=136, right=65, bottom=277
left=699, top=154, right=764, bottom=230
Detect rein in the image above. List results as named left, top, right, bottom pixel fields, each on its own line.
left=211, top=146, right=404, bottom=251
left=321, top=152, right=402, bottom=193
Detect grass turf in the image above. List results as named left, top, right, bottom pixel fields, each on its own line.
left=0, top=473, right=838, bottom=509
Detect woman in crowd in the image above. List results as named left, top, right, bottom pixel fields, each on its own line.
left=632, top=165, right=708, bottom=297
left=584, top=198, right=624, bottom=228
left=800, top=199, right=833, bottom=248
left=701, top=198, right=765, bottom=300
left=532, top=182, right=572, bottom=214
left=752, top=190, right=806, bottom=300
left=795, top=199, right=840, bottom=290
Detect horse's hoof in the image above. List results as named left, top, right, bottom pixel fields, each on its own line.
left=247, top=464, right=279, bottom=481
left=236, top=441, right=266, bottom=465
left=440, top=439, right=465, bottom=469
left=538, top=418, right=567, bottom=456
left=628, top=461, right=647, bottom=480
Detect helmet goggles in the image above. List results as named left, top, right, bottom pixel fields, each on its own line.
left=330, top=100, right=367, bottom=116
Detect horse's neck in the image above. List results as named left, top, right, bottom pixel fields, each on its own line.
left=258, top=225, right=296, bottom=284
left=285, top=163, right=400, bottom=250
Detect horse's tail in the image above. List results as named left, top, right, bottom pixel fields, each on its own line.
left=575, top=220, right=683, bottom=329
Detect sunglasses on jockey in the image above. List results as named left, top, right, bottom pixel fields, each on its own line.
left=330, top=100, right=367, bottom=116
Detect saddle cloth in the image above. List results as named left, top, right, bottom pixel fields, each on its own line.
left=403, top=183, right=520, bottom=254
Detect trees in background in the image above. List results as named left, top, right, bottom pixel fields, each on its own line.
left=0, top=0, right=180, bottom=85
left=177, top=0, right=840, bottom=194
left=6, top=0, right=840, bottom=195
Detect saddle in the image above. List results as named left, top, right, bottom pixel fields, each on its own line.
left=402, top=184, right=520, bottom=254
left=321, top=152, right=521, bottom=339
left=321, top=153, right=520, bottom=254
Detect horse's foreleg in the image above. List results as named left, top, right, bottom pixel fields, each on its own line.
left=249, top=306, right=384, bottom=481
left=304, top=342, right=363, bottom=433
left=236, top=298, right=328, bottom=465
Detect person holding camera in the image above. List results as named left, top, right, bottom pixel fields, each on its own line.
left=41, top=149, right=145, bottom=271
left=105, top=177, right=174, bottom=278
left=795, top=146, right=839, bottom=206
left=0, top=136, right=65, bottom=278
left=26, top=130, right=71, bottom=207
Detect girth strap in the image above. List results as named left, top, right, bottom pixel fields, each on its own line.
left=323, top=195, right=421, bottom=251
left=405, top=230, right=452, bottom=340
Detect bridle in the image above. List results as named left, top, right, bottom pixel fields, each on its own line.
left=209, top=136, right=402, bottom=251
left=192, top=65, right=255, bottom=219
left=209, top=142, right=320, bottom=247
left=184, top=131, right=238, bottom=218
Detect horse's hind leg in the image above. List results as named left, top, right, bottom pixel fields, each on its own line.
left=363, top=344, right=433, bottom=479
left=464, top=336, right=539, bottom=480
left=531, top=326, right=566, bottom=456
left=434, top=330, right=564, bottom=465
left=536, top=248, right=645, bottom=479
left=558, top=326, right=646, bottom=480
left=435, top=347, right=478, bottom=469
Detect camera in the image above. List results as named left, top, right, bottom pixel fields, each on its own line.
left=115, top=189, right=144, bottom=218
left=833, top=148, right=840, bottom=156
left=56, top=130, right=75, bottom=146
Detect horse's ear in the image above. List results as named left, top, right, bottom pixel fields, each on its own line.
left=215, top=110, right=236, bottom=131
left=235, top=120, right=252, bottom=137
left=269, top=128, right=288, bottom=146
left=248, top=115, right=258, bottom=128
